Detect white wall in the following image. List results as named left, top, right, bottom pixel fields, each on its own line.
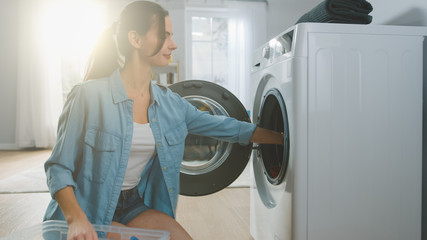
left=265, top=0, right=322, bottom=40
left=0, top=2, right=18, bottom=149
left=371, top=0, right=427, bottom=25
left=1, top=0, right=427, bottom=149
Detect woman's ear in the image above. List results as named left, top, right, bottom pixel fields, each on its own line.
left=128, top=30, right=143, bottom=48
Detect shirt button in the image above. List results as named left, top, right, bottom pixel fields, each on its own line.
left=151, top=118, right=156, bottom=122
left=163, top=166, right=167, bottom=170
left=169, top=188, right=172, bottom=193
left=157, top=143, right=161, bottom=147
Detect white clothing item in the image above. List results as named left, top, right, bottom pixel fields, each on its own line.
left=122, top=122, right=155, bottom=190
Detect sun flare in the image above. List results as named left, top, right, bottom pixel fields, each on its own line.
left=39, top=0, right=107, bottom=76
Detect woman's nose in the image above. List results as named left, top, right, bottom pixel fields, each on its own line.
left=169, top=38, right=178, bottom=50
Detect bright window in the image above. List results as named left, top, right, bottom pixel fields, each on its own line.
left=191, top=16, right=229, bottom=87
left=40, top=0, right=107, bottom=100
left=186, top=9, right=243, bottom=102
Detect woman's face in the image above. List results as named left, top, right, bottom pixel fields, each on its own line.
left=140, top=16, right=177, bottom=66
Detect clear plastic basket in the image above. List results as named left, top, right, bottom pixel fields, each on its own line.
left=0, top=220, right=169, bottom=240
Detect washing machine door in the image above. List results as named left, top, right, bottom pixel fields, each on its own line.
left=256, top=88, right=289, bottom=185
left=253, top=85, right=291, bottom=208
left=169, top=80, right=253, bottom=196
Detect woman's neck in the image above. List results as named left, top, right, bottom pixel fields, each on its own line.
left=120, top=61, right=152, bottom=98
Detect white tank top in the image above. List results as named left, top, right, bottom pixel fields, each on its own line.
left=122, top=122, right=156, bottom=190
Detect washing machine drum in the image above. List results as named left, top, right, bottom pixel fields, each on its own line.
left=169, top=80, right=253, bottom=196
left=257, top=88, right=290, bottom=186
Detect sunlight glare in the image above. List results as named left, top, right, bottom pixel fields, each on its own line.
left=40, top=0, right=107, bottom=75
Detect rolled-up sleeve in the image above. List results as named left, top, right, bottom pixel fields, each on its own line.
left=182, top=97, right=256, bottom=145
left=45, top=84, right=86, bottom=198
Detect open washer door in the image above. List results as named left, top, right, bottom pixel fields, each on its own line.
left=169, top=80, right=253, bottom=196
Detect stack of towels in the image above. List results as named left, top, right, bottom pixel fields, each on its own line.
left=296, top=0, right=373, bottom=24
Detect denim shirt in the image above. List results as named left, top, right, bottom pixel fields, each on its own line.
left=43, top=69, right=256, bottom=225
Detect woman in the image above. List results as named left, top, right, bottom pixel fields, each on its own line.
left=43, top=1, right=283, bottom=239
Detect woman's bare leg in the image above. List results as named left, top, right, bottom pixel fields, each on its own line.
left=127, top=209, right=192, bottom=240
left=106, top=221, right=127, bottom=239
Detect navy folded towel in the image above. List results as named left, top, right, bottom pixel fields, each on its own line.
left=296, top=0, right=373, bottom=24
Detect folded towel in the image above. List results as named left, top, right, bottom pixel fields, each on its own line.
left=296, top=0, right=373, bottom=24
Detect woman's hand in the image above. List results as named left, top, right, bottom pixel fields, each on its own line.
left=67, top=216, right=98, bottom=240
left=250, top=127, right=284, bottom=145
left=54, top=186, right=98, bottom=240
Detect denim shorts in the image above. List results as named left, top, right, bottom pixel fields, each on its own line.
left=112, top=187, right=150, bottom=225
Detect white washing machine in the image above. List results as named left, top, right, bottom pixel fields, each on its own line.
left=249, top=23, right=427, bottom=240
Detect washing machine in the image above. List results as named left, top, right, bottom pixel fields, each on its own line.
left=250, top=23, right=427, bottom=240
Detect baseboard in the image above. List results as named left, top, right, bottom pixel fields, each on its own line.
left=0, top=143, right=19, bottom=150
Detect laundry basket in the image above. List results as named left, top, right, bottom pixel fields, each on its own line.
left=0, top=220, right=169, bottom=240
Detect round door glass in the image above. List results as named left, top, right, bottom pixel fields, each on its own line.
left=258, top=88, right=290, bottom=185
left=181, top=96, right=233, bottom=175
left=169, top=80, right=252, bottom=196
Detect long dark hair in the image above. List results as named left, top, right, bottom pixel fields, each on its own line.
left=84, top=1, right=169, bottom=81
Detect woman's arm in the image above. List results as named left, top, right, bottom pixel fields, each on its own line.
left=45, top=85, right=95, bottom=239
left=55, top=186, right=98, bottom=240
left=250, top=127, right=284, bottom=145
left=178, top=94, right=283, bottom=146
